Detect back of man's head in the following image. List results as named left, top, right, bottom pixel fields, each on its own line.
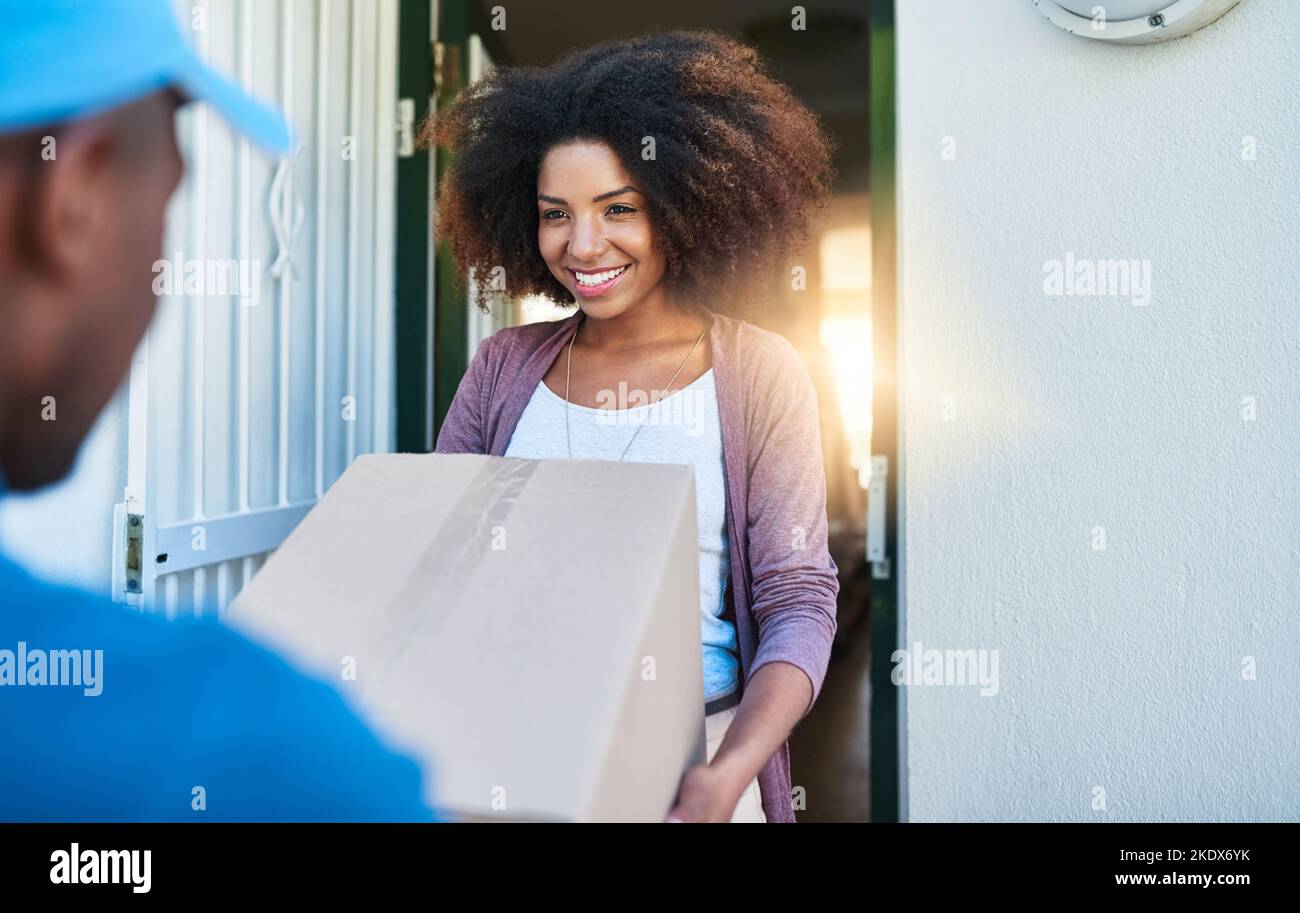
left=0, top=93, right=184, bottom=489
left=0, top=0, right=290, bottom=492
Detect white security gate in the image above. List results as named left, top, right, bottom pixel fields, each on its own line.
left=113, top=0, right=400, bottom=617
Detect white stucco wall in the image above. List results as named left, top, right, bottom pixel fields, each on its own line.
left=896, top=0, right=1298, bottom=821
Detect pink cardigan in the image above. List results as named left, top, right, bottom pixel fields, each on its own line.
left=434, top=309, right=840, bottom=823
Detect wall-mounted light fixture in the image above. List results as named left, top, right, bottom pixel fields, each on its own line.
left=1033, top=0, right=1243, bottom=44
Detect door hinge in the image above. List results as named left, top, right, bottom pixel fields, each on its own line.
left=866, top=455, right=890, bottom=580
left=111, top=503, right=145, bottom=607
left=434, top=40, right=461, bottom=101
left=125, top=512, right=143, bottom=598
left=397, top=98, right=416, bottom=157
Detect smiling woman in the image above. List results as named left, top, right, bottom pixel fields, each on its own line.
left=535, top=143, right=671, bottom=326
left=424, top=30, right=833, bottom=315
left=426, top=31, right=839, bottom=824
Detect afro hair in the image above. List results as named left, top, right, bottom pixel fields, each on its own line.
left=423, top=30, right=835, bottom=315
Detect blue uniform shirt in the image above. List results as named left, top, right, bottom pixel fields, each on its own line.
left=0, top=482, right=435, bottom=822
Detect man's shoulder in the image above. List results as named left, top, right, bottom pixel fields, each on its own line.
left=0, top=551, right=433, bottom=821
left=0, top=552, right=280, bottom=673
left=0, top=552, right=150, bottom=644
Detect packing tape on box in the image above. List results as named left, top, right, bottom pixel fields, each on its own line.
left=374, top=457, right=540, bottom=665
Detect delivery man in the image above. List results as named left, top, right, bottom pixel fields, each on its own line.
left=0, top=0, right=434, bottom=821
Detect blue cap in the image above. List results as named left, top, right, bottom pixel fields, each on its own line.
left=0, top=0, right=292, bottom=153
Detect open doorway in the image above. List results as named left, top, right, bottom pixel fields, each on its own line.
left=398, top=0, right=899, bottom=822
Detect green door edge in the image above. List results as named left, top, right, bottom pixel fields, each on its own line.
left=428, top=0, right=509, bottom=442
left=431, top=0, right=469, bottom=441
left=869, top=0, right=903, bottom=824
left=395, top=0, right=435, bottom=453
left=406, top=0, right=510, bottom=447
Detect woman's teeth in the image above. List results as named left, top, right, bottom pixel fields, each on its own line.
left=574, top=266, right=628, bottom=287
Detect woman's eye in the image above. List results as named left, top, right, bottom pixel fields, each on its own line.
left=606, top=203, right=636, bottom=216
left=542, top=209, right=567, bottom=221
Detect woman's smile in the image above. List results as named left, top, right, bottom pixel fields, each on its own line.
left=569, top=264, right=631, bottom=297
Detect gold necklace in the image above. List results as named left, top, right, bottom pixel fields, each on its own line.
left=563, top=317, right=710, bottom=462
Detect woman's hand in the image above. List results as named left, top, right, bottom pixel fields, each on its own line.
left=663, top=662, right=813, bottom=823
left=664, top=764, right=749, bottom=823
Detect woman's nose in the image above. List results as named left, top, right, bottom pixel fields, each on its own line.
left=568, top=218, right=608, bottom=262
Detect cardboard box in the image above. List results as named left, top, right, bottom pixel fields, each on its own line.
left=227, top=453, right=705, bottom=822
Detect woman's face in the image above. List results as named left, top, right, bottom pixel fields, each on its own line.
left=536, top=140, right=668, bottom=319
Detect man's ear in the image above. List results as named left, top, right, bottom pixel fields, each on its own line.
left=23, top=117, right=117, bottom=281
